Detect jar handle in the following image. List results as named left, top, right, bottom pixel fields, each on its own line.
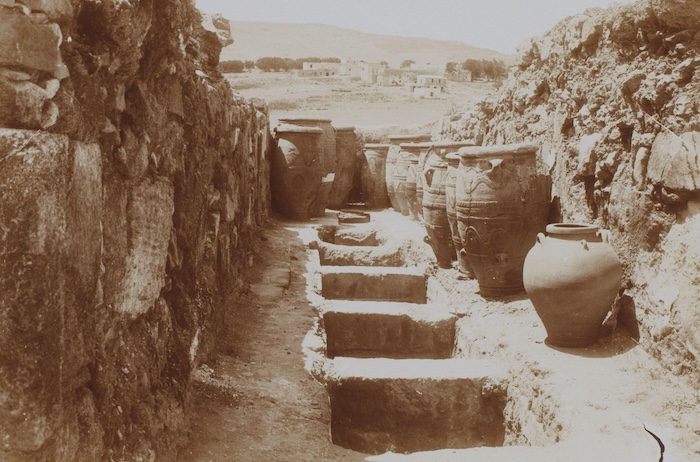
left=580, top=240, right=589, bottom=250
left=423, top=167, right=434, bottom=188
left=489, top=158, right=504, bottom=170
left=536, top=232, right=545, bottom=245
left=484, top=158, right=505, bottom=178
left=597, top=229, right=610, bottom=243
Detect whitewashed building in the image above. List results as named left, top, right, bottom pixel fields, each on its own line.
left=413, top=75, right=447, bottom=98
left=360, top=62, right=387, bottom=84
left=296, top=62, right=341, bottom=77
left=339, top=59, right=362, bottom=78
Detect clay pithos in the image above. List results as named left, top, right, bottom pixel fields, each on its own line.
left=386, top=134, right=431, bottom=213
left=445, top=152, right=474, bottom=277
left=270, top=124, right=323, bottom=221
left=421, top=147, right=454, bottom=268
left=328, top=126, right=358, bottom=209
left=278, top=118, right=336, bottom=217
left=523, top=223, right=622, bottom=347
left=396, top=143, right=422, bottom=220
left=455, top=143, right=549, bottom=296
left=360, top=143, right=391, bottom=209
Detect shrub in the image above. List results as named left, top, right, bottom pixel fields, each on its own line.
left=219, top=60, right=245, bottom=73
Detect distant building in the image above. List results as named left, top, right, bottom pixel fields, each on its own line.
left=377, top=68, right=422, bottom=88
left=413, top=75, right=447, bottom=98
left=296, top=61, right=340, bottom=77
left=339, top=59, right=362, bottom=78
left=447, top=70, right=473, bottom=82
left=377, top=68, right=404, bottom=86
left=360, top=62, right=387, bottom=84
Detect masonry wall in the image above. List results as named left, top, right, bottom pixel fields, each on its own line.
left=0, top=1, right=270, bottom=460
left=445, top=0, right=700, bottom=377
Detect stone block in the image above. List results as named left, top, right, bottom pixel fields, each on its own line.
left=0, top=10, right=68, bottom=78
left=316, top=241, right=402, bottom=266
left=0, top=129, right=71, bottom=454
left=323, top=301, right=456, bottom=359
left=114, top=179, right=174, bottom=317
left=66, top=141, right=102, bottom=295
left=320, top=266, right=427, bottom=303
left=326, top=357, right=507, bottom=454
left=647, top=131, right=700, bottom=191
left=22, top=0, right=73, bottom=20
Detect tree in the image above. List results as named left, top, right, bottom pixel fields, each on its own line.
left=379, top=60, right=388, bottom=66
left=282, top=58, right=299, bottom=70
left=482, top=59, right=507, bottom=81
left=255, top=57, right=276, bottom=72
left=299, top=57, right=341, bottom=63
left=460, top=59, right=507, bottom=81
left=445, top=62, right=458, bottom=74
left=461, top=59, right=484, bottom=79
left=401, top=59, right=416, bottom=69
left=255, top=57, right=289, bottom=72
left=244, top=60, right=255, bottom=71
left=219, top=60, right=245, bottom=73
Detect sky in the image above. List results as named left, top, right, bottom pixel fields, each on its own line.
left=195, top=0, right=634, bottom=54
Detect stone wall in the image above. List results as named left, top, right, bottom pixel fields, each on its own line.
left=0, top=1, right=270, bottom=461
left=445, top=0, right=700, bottom=377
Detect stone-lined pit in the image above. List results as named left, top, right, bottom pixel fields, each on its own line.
left=313, top=241, right=404, bottom=267
left=320, top=266, right=428, bottom=303
left=323, top=301, right=457, bottom=359
left=305, top=214, right=564, bottom=457
left=325, top=357, right=508, bottom=454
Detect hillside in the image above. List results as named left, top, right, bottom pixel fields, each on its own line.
left=221, top=21, right=515, bottom=66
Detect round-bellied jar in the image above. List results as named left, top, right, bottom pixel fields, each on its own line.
left=361, top=143, right=390, bottom=209
left=278, top=118, right=336, bottom=217
left=396, top=143, right=423, bottom=220
left=445, top=152, right=474, bottom=277
left=270, top=125, right=323, bottom=220
left=328, top=126, right=358, bottom=209
left=455, top=143, right=549, bottom=296
left=523, top=223, right=622, bottom=347
left=386, top=134, right=431, bottom=213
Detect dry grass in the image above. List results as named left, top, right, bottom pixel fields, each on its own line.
left=224, top=71, right=495, bottom=130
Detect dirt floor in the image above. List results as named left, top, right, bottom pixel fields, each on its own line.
left=178, top=210, right=700, bottom=462
left=225, top=72, right=495, bottom=131
left=177, top=216, right=366, bottom=462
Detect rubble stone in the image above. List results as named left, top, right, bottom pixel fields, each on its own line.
left=648, top=131, right=700, bottom=191
left=0, top=9, right=68, bottom=78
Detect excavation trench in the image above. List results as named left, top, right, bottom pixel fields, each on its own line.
left=303, top=214, right=563, bottom=456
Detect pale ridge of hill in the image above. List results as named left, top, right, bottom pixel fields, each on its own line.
left=221, top=21, right=515, bottom=67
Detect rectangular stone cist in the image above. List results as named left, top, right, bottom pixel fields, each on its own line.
left=319, top=266, right=427, bottom=303
left=325, top=357, right=508, bottom=454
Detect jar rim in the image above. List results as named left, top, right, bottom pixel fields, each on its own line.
left=276, top=123, right=323, bottom=134
left=388, top=134, right=432, bottom=142
left=546, top=223, right=598, bottom=234
left=414, top=140, right=476, bottom=148
left=399, top=143, right=424, bottom=150
left=278, top=118, right=332, bottom=123
left=458, top=143, right=538, bottom=159
left=364, top=143, right=390, bottom=150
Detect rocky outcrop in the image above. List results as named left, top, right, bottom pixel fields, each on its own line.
left=0, top=1, right=270, bottom=461
left=446, top=0, right=700, bottom=377
left=201, top=13, right=234, bottom=48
